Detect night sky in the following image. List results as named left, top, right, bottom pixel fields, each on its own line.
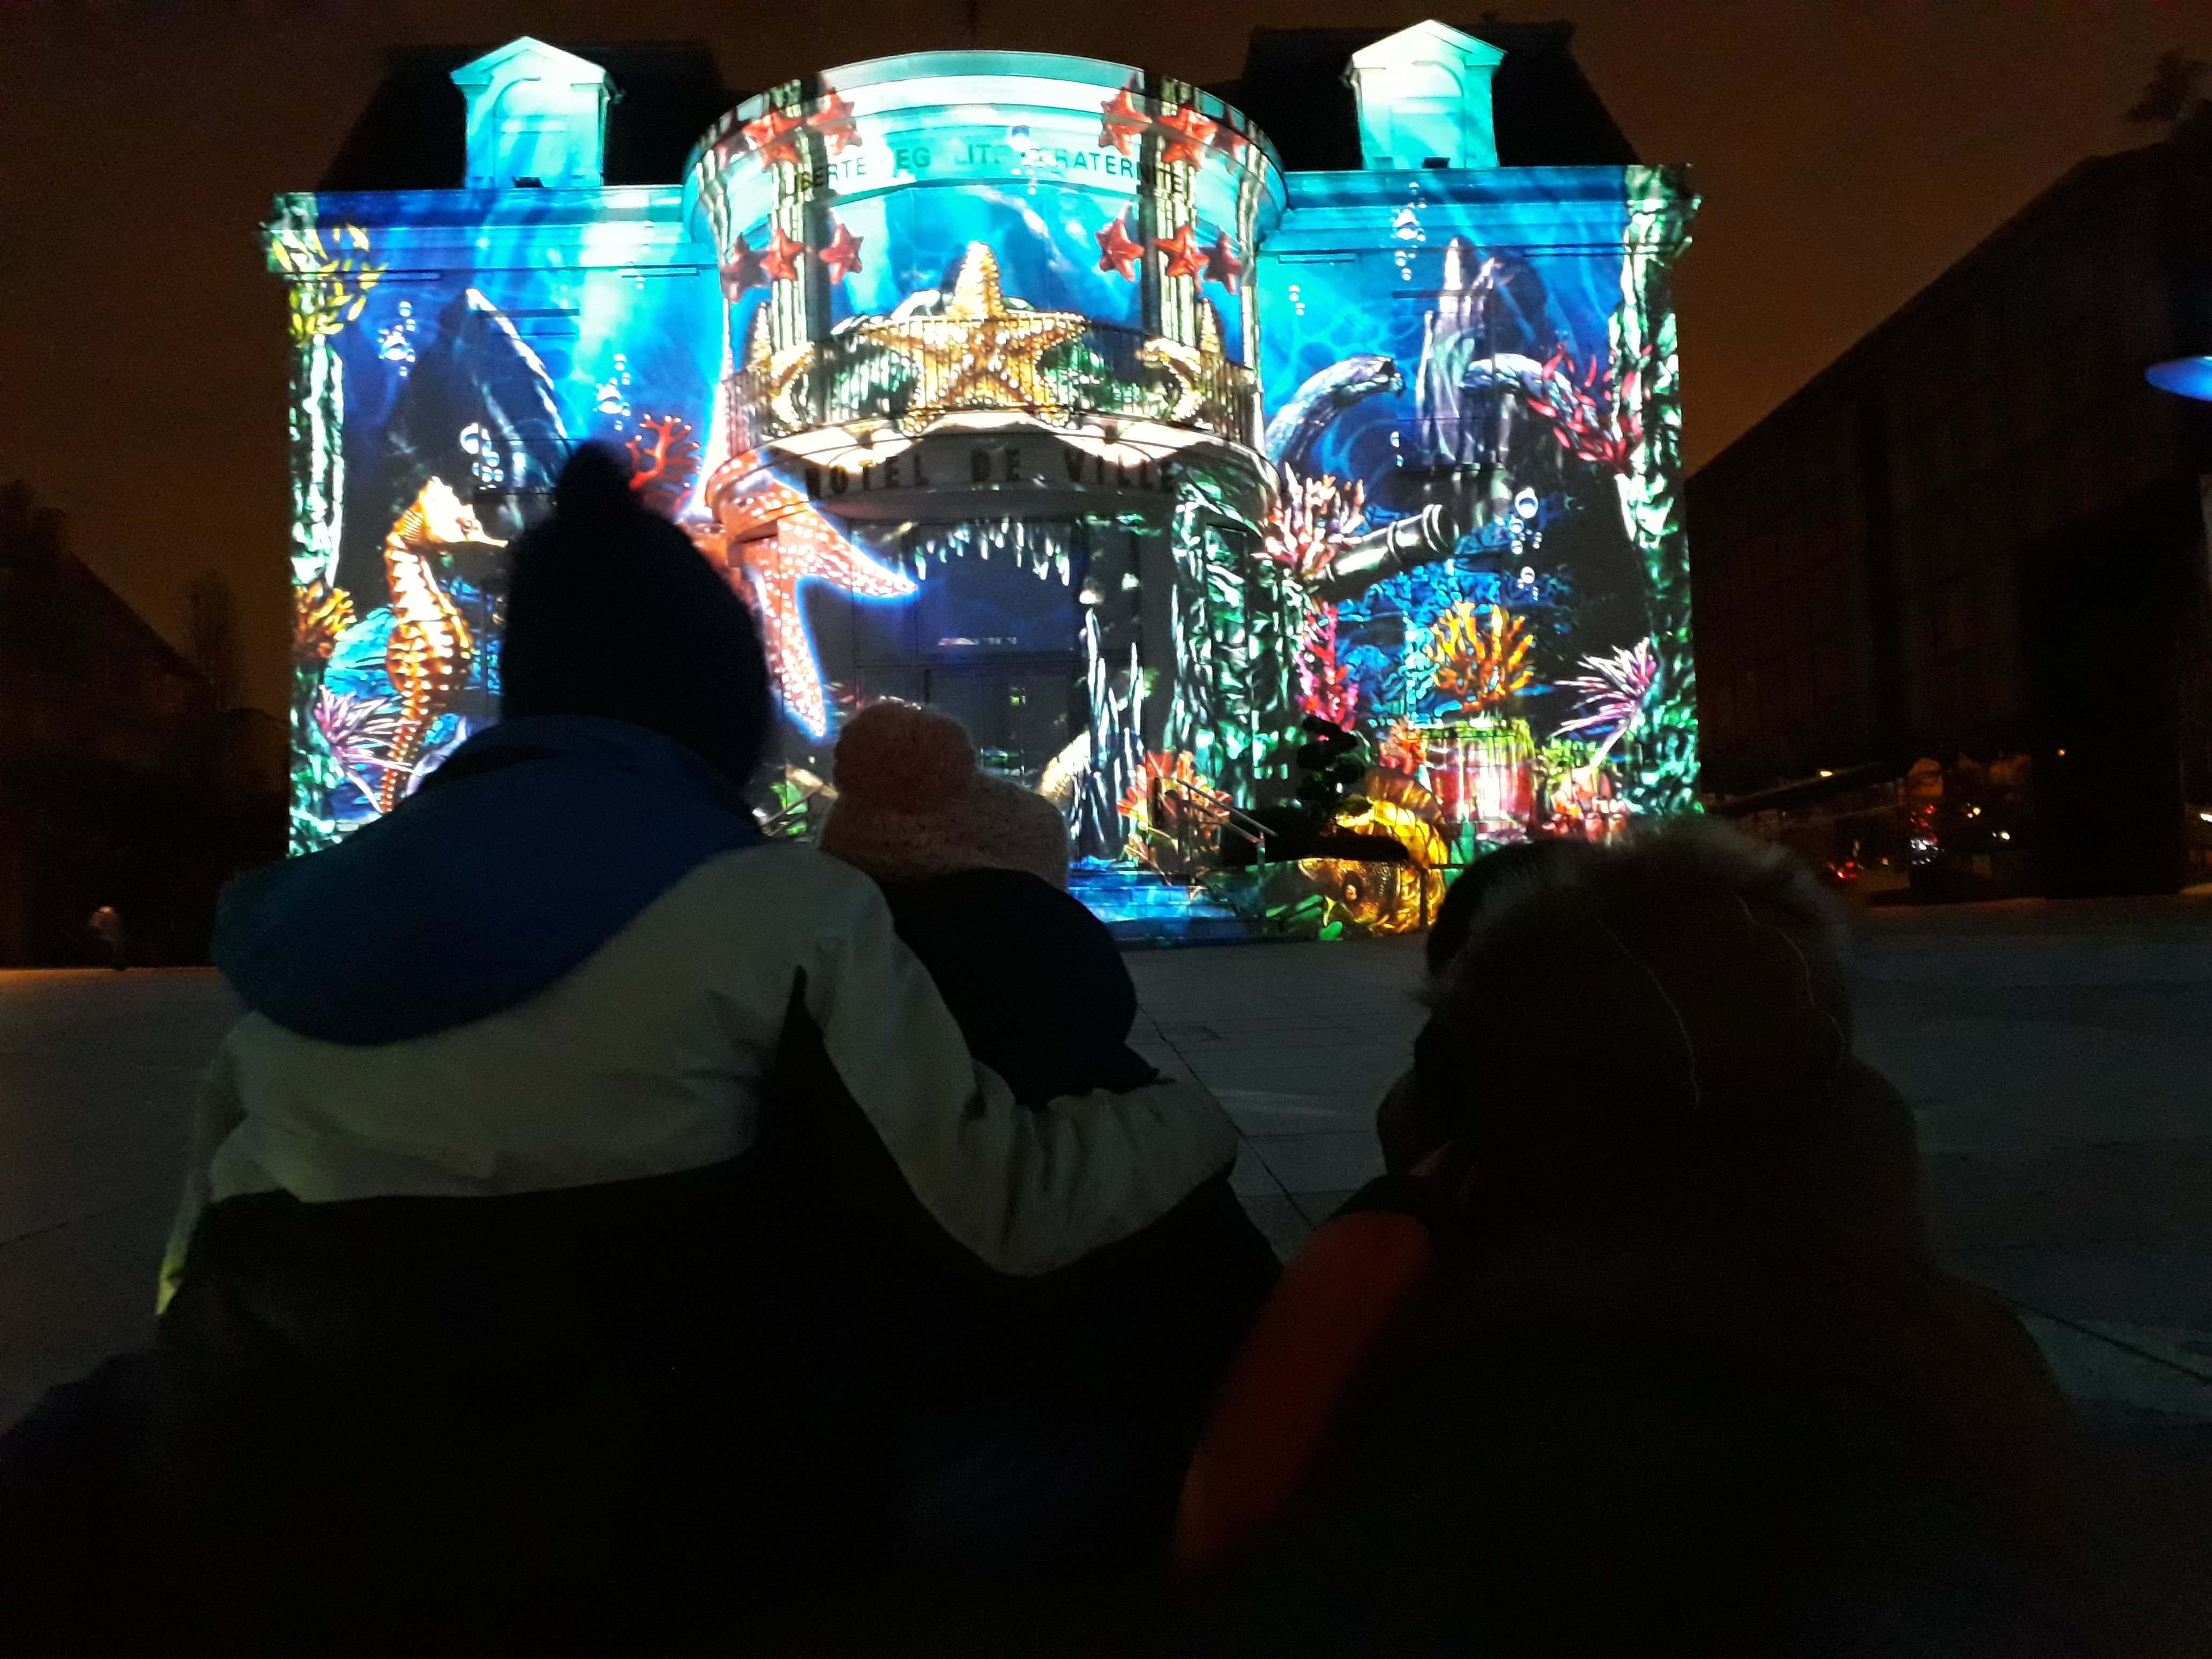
left=5, top=0, right=2211, bottom=716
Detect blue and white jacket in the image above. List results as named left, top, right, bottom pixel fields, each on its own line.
left=160, top=716, right=1236, bottom=1314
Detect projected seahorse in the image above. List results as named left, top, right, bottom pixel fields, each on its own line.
left=378, top=477, right=503, bottom=812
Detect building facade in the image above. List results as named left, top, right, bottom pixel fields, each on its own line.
left=0, top=484, right=285, bottom=965
left=272, top=24, right=1696, bottom=937
left=1690, top=115, right=2212, bottom=899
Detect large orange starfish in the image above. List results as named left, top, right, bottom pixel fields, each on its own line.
left=693, top=455, right=916, bottom=739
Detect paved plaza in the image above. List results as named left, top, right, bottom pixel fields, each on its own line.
left=3, top=896, right=2210, bottom=1648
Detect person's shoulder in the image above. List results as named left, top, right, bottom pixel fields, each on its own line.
left=890, top=868, right=1117, bottom=955
left=890, top=866, right=1092, bottom=924
left=664, top=841, right=888, bottom=931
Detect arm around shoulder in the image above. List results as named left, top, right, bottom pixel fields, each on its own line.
left=157, top=1038, right=248, bottom=1314
left=798, top=862, right=1237, bottom=1276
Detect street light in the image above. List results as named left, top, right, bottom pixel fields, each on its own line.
left=2146, top=356, right=2212, bottom=400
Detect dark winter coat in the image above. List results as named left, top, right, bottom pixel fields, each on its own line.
left=1178, top=834, right=2087, bottom=1656
left=767, top=866, right=1280, bottom=1574
left=0, top=720, right=1236, bottom=1656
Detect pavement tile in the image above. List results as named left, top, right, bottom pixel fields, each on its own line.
left=1946, top=1244, right=2212, bottom=1329
left=1244, top=1131, right=1386, bottom=1195
left=1233, top=1192, right=1312, bottom=1263
left=0, top=1191, right=170, bottom=1431
left=1210, top=1088, right=1377, bottom=1137
left=1859, top=1018, right=2212, bottom=1112
left=2016, top=1314, right=2212, bottom=1422
left=1909, top=1093, right=2212, bottom=1154
left=1922, top=1144, right=2212, bottom=1253
left=1291, top=1189, right=1359, bottom=1227
left=2073, top=1323, right=2212, bottom=1384
left=1227, top=1143, right=1288, bottom=1200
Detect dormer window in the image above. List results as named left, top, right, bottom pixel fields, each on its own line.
left=1346, top=21, right=1506, bottom=172
left=450, top=38, right=612, bottom=189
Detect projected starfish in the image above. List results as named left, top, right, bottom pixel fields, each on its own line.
left=722, top=230, right=770, bottom=296
left=1154, top=105, right=1215, bottom=168
left=1096, top=215, right=1144, bottom=279
left=820, top=219, right=864, bottom=283
left=1098, top=87, right=1148, bottom=155
left=762, top=226, right=805, bottom=283
left=1204, top=230, right=1245, bottom=293
left=693, top=456, right=916, bottom=740
left=809, top=85, right=858, bottom=153
left=738, top=515, right=914, bottom=741
left=1155, top=223, right=1207, bottom=281
left=745, top=107, right=804, bottom=168
left=857, top=242, right=1089, bottom=428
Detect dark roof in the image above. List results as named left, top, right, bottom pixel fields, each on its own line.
left=1688, top=144, right=2159, bottom=489
left=319, top=42, right=739, bottom=191
left=1208, top=21, right=1638, bottom=172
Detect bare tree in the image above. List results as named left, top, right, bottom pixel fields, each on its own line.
left=2126, top=47, right=2209, bottom=129
left=0, top=479, right=64, bottom=565
left=188, top=571, right=240, bottom=713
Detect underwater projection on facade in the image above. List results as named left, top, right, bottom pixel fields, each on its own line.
left=274, top=34, right=1695, bottom=940
left=1254, top=163, right=1696, bottom=858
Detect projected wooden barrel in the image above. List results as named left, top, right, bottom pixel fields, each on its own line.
left=1420, top=717, right=1535, bottom=832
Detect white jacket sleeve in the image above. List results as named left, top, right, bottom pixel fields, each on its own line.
left=803, top=878, right=1237, bottom=1277
left=157, top=1040, right=248, bottom=1314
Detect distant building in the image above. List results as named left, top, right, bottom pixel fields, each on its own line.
left=0, top=484, right=283, bottom=965
left=1689, top=113, right=2212, bottom=898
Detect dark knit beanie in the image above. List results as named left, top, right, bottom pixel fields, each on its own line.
left=499, top=444, right=773, bottom=786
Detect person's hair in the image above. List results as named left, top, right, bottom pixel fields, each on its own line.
left=1425, top=838, right=1597, bottom=974
left=499, top=444, right=773, bottom=786
left=1413, top=819, right=1855, bottom=1215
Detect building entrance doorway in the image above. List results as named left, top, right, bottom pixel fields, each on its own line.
left=824, top=520, right=1086, bottom=788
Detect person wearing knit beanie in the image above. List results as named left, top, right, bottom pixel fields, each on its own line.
left=8, top=438, right=1247, bottom=1650
left=501, top=442, right=773, bottom=786
left=810, top=698, right=1278, bottom=1575
left=820, top=700, right=1071, bottom=890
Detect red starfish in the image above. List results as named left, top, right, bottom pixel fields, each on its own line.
left=1154, top=104, right=1215, bottom=168
left=1208, top=119, right=1251, bottom=165
left=761, top=226, right=805, bottom=283
left=810, top=85, right=859, bottom=154
left=721, top=231, right=770, bottom=296
left=1095, top=215, right=1144, bottom=279
left=745, top=107, right=804, bottom=168
left=1098, top=87, right=1148, bottom=155
left=1155, top=223, right=1206, bottom=281
left=1202, top=230, right=1245, bottom=294
left=820, top=219, right=864, bottom=283
left=708, top=131, right=749, bottom=174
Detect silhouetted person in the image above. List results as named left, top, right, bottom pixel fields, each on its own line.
left=86, top=905, right=124, bottom=971
left=0, top=446, right=1235, bottom=1657
left=1422, top=835, right=1592, bottom=976
left=1177, top=821, right=2088, bottom=1658
left=805, top=699, right=1278, bottom=1579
